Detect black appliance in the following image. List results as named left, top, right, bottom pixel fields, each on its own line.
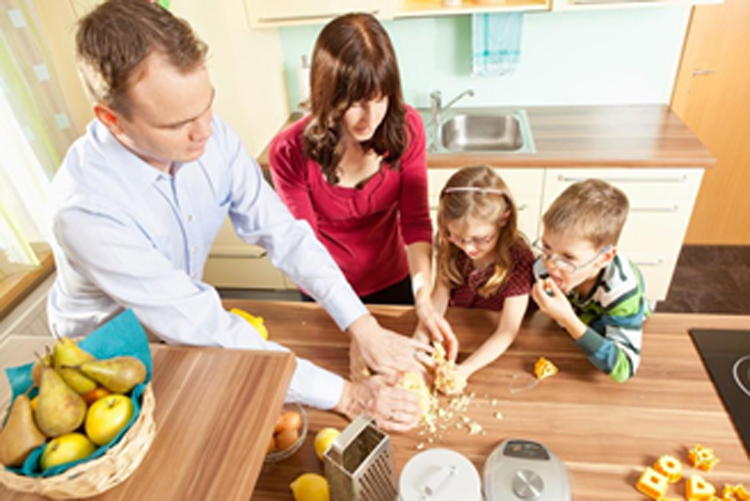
left=689, top=329, right=750, bottom=456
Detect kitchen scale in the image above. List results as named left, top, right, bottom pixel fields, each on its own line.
left=483, top=439, right=572, bottom=500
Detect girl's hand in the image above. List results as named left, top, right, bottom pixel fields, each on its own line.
left=411, top=325, right=437, bottom=370
left=439, top=363, right=470, bottom=396
left=415, top=297, right=458, bottom=362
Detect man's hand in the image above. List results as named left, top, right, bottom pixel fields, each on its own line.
left=347, top=314, right=431, bottom=377
left=335, top=375, right=421, bottom=432
left=531, top=278, right=587, bottom=340
left=414, top=296, right=458, bottom=362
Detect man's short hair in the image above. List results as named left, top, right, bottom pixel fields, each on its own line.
left=76, top=0, right=207, bottom=117
left=543, top=179, right=629, bottom=248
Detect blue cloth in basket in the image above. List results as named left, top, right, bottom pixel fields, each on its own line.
left=3, top=309, right=152, bottom=477
left=472, top=12, right=524, bottom=77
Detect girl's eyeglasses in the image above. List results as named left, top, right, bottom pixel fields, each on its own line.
left=448, top=232, right=497, bottom=248
left=532, top=239, right=611, bottom=274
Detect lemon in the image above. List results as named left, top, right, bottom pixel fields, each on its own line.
left=313, top=427, right=341, bottom=461
left=290, top=473, right=330, bottom=501
left=230, top=308, right=268, bottom=340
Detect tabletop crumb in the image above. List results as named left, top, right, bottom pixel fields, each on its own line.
left=494, top=411, right=503, bottom=420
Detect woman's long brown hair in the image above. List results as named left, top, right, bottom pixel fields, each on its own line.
left=303, top=13, right=408, bottom=184
left=436, top=166, right=525, bottom=297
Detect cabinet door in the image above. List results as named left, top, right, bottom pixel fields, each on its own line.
left=542, top=168, right=704, bottom=300
left=245, top=0, right=394, bottom=28
left=549, top=0, right=720, bottom=12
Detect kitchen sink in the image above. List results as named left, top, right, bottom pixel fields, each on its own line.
left=422, top=109, right=536, bottom=154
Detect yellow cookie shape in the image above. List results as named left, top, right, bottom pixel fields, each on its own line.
left=688, top=444, right=720, bottom=472
left=686, top=474, right=716, bottom=500
left=397, top=372, right=434, bottom=420
left=654, top=454, right=683, bottom=483
left=724, top=483, right=750, bottom=500
left=636, top=467, right=669, bottom=500
left=534, top=357, right=559, bottom=380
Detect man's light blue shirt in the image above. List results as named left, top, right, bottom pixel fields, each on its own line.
left=48, top=116, right=367, bottom=409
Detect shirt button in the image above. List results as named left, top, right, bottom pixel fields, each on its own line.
left=190, top=272, right=197, bottom=279
left=191, top=247, right=197, bottom=254
left=186, top=215, right=193, bottom=223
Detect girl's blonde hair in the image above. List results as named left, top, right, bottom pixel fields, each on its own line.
left=436, top=166, right=523, bottom=297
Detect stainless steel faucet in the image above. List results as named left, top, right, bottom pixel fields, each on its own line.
left=429, top=88, right=475, bottom=126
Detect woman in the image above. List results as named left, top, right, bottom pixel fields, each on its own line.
left=269, top=13, right=456, bottom=360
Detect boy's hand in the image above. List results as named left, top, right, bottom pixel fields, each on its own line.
left=532, top=279, right=587, bottom=340
left=532, top=278, right=574, bottom=322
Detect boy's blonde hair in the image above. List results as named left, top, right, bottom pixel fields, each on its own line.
left=543, top=179, right=629, bottom=248
left=436, top=166, right=524, bottom=297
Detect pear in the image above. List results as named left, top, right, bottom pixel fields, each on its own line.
left=53, top=337, right=97, bottom=394
left=35, top=367, right=87, bottom=438
left=31, top=347, right=53, bottom=387
left=77, top=357, right=146, bottom=394
left=0, top=395, right=47, bottom=467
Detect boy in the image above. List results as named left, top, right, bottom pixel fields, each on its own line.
left=531, top=179, right=650, bottom=382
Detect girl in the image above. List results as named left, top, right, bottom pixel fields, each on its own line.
left=269, top=13, right=456, bottom=358
left=416, top=166, right=535, bottom=390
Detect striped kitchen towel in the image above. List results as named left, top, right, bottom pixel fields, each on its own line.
left=472, top=12, right=524, bottom=77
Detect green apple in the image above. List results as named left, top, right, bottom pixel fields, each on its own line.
left=40, top=432, right=95, bottom=471
left=85, top=394, right=135, bottom=446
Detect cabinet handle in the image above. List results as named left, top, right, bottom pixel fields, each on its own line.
left=258, top=9, right=378, bottom=23
left=209, top=249, right=268, bottom=259
left=633, top=257, right=663, bottom=267
left=630, top=205, right=679, bottom=213
left=557, top=175, right=688, bottom=184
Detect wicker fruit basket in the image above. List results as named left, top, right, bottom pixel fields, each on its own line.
left=0, top=384, right=156, bottom=499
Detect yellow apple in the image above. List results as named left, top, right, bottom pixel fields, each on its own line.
left=85, top=394, right=135, bottom=446
left=40, top=432, right=95, bottom=471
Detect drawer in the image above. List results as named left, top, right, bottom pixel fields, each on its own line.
left=543, top=168, right=703, bottom=201
left=428, top=168, right=544, bottom=202
left=541, top=196, right=696, bottom=253
left=624, top=251, right=678, bottom=301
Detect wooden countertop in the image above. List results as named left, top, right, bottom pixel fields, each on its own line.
left=256, top=105, right=715, bottom=170
left=0, top=336, right=296, bottom=500
left=214, top=300, right=747, bottom=501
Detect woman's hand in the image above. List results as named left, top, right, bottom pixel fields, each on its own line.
left=415, top=294, right=458, bottom=362
left=335, top=375, right=421, bottom=432
left=348, top=314, right=431, bottom=377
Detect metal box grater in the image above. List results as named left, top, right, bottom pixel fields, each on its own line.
left=323, top=415, right=398, bottom=501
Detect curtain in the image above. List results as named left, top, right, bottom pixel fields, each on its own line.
left=0, top=0, right=77, bottom=277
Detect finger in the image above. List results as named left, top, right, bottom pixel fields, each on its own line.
left=416, top=351, right=437, bottom=369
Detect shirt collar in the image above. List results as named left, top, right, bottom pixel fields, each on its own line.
left=92, top=120, right=171, bottom=186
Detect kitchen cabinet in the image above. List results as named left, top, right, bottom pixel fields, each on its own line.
left=542, top=168, right=703, bottom=300
left=202, top=219, right=288, bottom=289
left=244, top=0, right=396, bottom=28
left=549, top=0, right=721, bottom=11
left=244, top=0, right=720, bottom=28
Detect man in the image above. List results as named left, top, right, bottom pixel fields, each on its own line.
left=47, top=0, right=424, bottom=430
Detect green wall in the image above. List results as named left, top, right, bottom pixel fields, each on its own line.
left=279, top=7, right=690, bottom=111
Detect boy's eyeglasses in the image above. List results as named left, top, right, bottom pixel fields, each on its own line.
left=448, top=232, right=497, bottom=248
left=532, top=238, right=611, bottom=274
